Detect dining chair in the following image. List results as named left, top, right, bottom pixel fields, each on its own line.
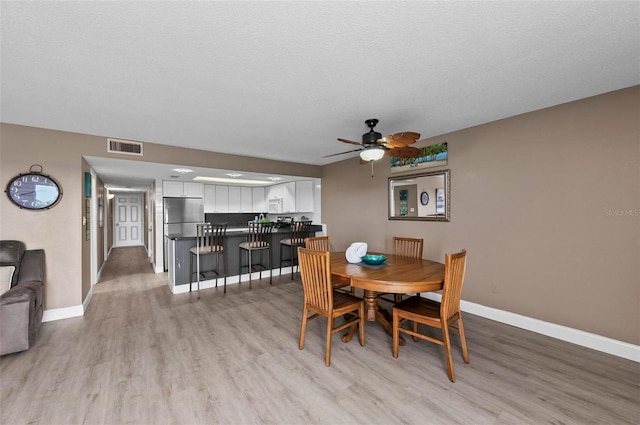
left=392, top=249, right=469, bottom=382
left=304, top=235, right=329, bottom=251
left=393, top=236, right=424, bottom=259
left=391, top=236, right=424, bottom=303
left=190, top=223, right=227, bottom=298
left=298, top=247, right=365, bottom=366
left=279, top=220, right=312, bottom=280
left=304, top=236, right=353, bottom=294
left=239, top=222, right=274, bottom=289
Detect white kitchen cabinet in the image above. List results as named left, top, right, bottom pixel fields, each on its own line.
left=252, top=187, right=265, bottom=212
left=228, top=186, right=241, bottom=212
left=283, top=182, right=296, bottom=213
left=162, top=181, right=204, bottom=198
left=240, top=187, right=253, bottom=212
left=295, top=180, right=314, bottom=212
left=204, top=185, right=216, bottom=212
left=163, top=181, right=183, bottom=197
left=266, top=183, right=284, bottom=201
left=183, top=182, right=204, bottom=198
left=214, top=185, right=229, bottom=213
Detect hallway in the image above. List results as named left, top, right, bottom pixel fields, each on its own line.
left=99, top=246, right=155, bottom=283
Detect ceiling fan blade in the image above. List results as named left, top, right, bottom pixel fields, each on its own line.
left=322, top=148, right=363, bottom=158
left=337, top=138, right=363, bottom=146
left=388, top=146, right=421, bottom=158
left=379, top=132, right=421, bottom=148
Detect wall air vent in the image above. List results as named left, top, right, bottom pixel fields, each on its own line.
left=107, top=138, right=143, bottom=156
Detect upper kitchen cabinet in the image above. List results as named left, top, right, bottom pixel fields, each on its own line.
left=228, top=186, right=241, bottom=212
left=266, top=184, right=284, bottom=201
left=283, top=182, right=296, bottom=213
left=252, top=187, right=265, bottom=212
left=204, top=185, right=216, bottom=212
left=240, top=187, right=253, bottom=212
left=163, top=181, right=204, bottom=198
left=215, top=185, right=229, bottom=213
left=295, top=180, right=314, bottom=212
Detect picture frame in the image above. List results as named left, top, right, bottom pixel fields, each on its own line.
left=390, top=142, right=448, bottom=173
left=84, top=172, right=91, bottom=197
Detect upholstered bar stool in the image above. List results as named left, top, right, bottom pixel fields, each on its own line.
left=190, top=223, right=228, bottom=298
left=239, top=222, right=274, bottom=289
left=279, top=220, right=311, bottom=280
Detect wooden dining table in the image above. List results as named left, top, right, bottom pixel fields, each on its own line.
left=330, top=251, right=445, bottom=345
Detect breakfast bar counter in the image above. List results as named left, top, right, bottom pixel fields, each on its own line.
left=165, top=225, right=322, bottom=293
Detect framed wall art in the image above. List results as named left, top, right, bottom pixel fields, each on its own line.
left=390, top=142, right=448, bottom=174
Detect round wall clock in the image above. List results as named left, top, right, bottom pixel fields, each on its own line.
left=5, top=165, right=63, bottom=210
left=420, top=191, right=429, bottom=205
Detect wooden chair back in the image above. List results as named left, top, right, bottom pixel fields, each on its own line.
left=304, top=235, right=352, bottom=293
left=390, top=237, right=424, bottom=302
left=393, top=237, right=424, bottom=259
left=441, top=249, right=468, bottom=318
left=297, top=247, right=333, bottom=314
left=305, top=236, right=330, bottom=251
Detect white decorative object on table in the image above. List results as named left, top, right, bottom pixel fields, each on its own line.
left=345, top=242, right=368, bottom=263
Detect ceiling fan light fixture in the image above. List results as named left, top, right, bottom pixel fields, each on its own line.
left=360, top=146, right=385, bottom=162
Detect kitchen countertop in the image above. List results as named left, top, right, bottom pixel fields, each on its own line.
left=166, top=224, right=322, bottom=240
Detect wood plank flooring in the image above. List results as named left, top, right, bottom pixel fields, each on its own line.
left=1, top=246, right=638, bottom=425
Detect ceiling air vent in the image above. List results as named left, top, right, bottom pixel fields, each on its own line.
left=107, top=138, right=143, bottom=156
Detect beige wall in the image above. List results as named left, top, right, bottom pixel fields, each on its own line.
left=1, top=87, right=636, bottom=345
left=0, top=124, right=321, bottom=312
left=322, top=86, right=639, bottom=345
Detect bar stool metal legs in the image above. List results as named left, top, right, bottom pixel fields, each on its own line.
left=190, top=223, right=227, bottom=298
left=239, top=222, right=274, bottom=289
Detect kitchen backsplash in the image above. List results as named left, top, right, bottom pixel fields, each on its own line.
left=205, top=212, right=317, bottom=226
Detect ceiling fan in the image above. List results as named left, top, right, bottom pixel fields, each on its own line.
left=325, top=119, right=421, bottom=162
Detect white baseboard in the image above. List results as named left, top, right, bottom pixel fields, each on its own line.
left=422, top=293, right=640, bottom=363
left=42, top=286, right=93, bottom=322
left=171, top=267, right=290, bottom=294
left=82, top=285, right=93, bottom=313
left=42, top=304, right=84, bottom=322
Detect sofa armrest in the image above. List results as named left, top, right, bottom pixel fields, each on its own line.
left=0, top=286, right=32, bottom=355
left=0, top=284, right=34, bottom=306
left=18, top=249, right=44, bottom=284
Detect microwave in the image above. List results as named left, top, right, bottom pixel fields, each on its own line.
left=268, top=198, right=283, bottom=214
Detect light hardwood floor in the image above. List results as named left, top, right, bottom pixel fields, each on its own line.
left=1, top=247, right=638, bottom=425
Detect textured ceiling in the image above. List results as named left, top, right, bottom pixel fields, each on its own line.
left=2, top=1, right=639, bottom=170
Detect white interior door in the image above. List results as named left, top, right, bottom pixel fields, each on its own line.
left=114, top=194, right=143, bottom=247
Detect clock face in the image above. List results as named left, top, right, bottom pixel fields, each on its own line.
left=5, top=173, right=63, bottom=210
left=420, top=191, right=429, bottom=205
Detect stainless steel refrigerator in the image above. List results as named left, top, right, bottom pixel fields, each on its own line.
left=163, top=197, right=204, bottom=270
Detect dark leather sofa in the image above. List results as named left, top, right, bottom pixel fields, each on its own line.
left=0, top=240, right=45, bottom=356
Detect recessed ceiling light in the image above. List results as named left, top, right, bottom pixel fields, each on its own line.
left=225, top=173, right=243, bottom=178
left=172, top=168, right=193, bottom=174
left=267, top=177, right=282, bottom=181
